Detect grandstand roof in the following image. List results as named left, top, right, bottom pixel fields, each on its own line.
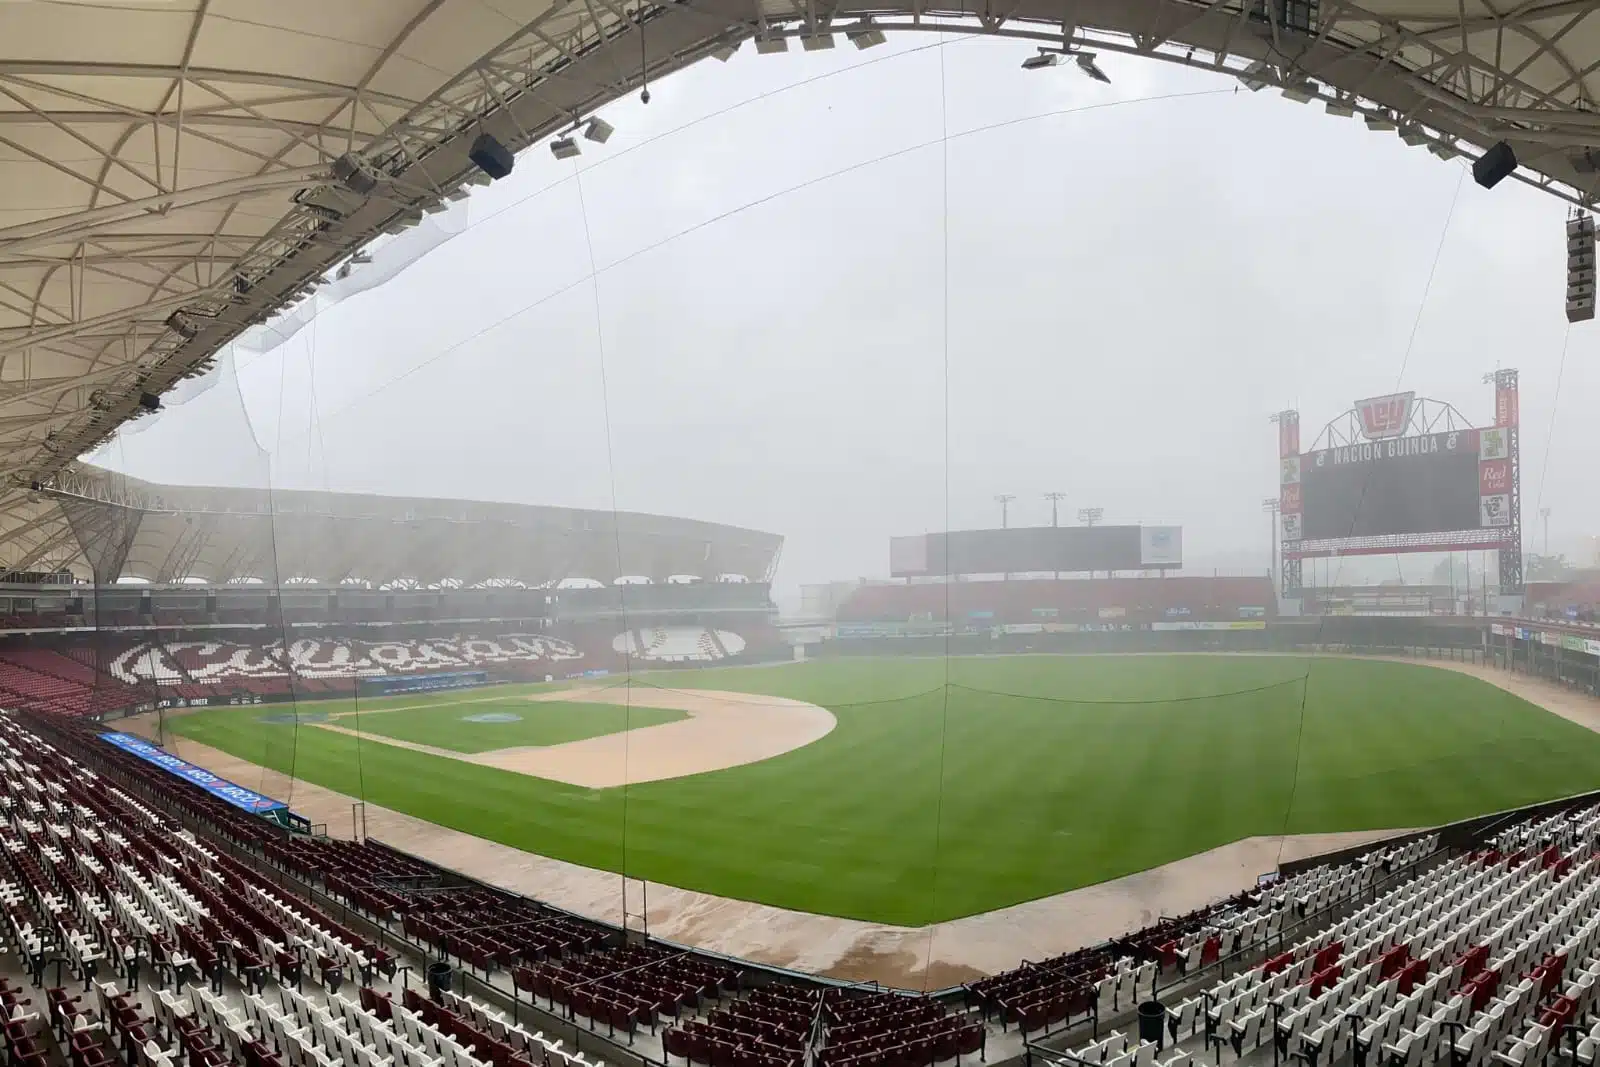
left=5, top=463, right=782, bottom=587
left=3, top=1, right=1599, bottom=569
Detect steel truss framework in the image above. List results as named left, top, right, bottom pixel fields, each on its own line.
left=1, top=3, right=1597, bottom=574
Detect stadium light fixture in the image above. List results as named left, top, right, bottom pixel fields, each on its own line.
left=711, top=43, right=738, bottom=61
left=1280, top=80, right=1317, bottom=104
left=550, top=137, right=581, bottom=160
left=1237, top=61, right=1271, bottom=91
left=755, top=36, right=788, bottom=54
left=1364, top=112, right=1397, bottom=131
left=1324, top=99, right=1356, bottom=118
left=848, top=23, right=886, bottom=49
left=584, top=117, right=614, bottom=144
left=1075, top=53, right=1110, bottom=83
left=801, top=33, right=835, bottom=51
left=1428, top=141, right=1459, bottom=161
left=1399, top=126, right=1430, bottom=147
left=1021, top=50, right=1061, bottom=70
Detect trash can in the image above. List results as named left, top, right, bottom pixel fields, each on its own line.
left=1137, top=1000, right=1166, bottom=1048
left=427, top=960, right=454, bottom=1002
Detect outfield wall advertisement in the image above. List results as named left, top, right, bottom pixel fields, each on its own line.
left=100, top=731, right=287, bottom=814
left=1490, top=622, right=1600, bottom=659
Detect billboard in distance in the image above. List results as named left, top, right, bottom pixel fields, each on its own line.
left=888, top=525, right=1182, bottom=577
left=1140, top=526, right=1182, bottom=566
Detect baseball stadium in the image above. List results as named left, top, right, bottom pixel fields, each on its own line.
left=6, top=5, right=1600, bottom=1067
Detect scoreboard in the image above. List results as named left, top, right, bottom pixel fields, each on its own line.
left=1281, top=426, right=1513, bottom=543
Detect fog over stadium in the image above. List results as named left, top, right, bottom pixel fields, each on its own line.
left=89, top=35, right=1597, bottom=595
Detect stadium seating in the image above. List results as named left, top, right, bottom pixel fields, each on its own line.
left=611, top=627, right=749, bottom=663
left=663, top=984, right=818, bottom=1067
left=0, top=647, right=144, bottom=718
left=816, top=990, right=983, bottom=1067
left=107, top=634, right=584, bottom=686
left=515, top=944, right=740, bottom=1035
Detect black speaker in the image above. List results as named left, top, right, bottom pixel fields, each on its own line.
left=332, top=152, right=378, bottom=194
left=139, top=392, right=161, bottom=412
left=469, top=133, right=514, bottom=180
left=1474, top=141, right=1517, bottom=189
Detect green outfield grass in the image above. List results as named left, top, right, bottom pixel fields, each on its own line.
left=316, top=695, right=687, bottom=754
left=163, top=655, right=1600, bottom=926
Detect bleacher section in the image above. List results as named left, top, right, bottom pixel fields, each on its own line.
left=110, top=636, right=583, bottom=686
left=0, top=648, right=143, bottom=719
left=611, top=628, right=749, bottom=663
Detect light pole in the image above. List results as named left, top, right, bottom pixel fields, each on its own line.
left=1044, top=492, right=1067, bottom=579
left=995, top=494, right=1016, bottom=529
left=1262, top=498, right=1281, bottom=595
left=1077, top=508, right=1103, bottom=527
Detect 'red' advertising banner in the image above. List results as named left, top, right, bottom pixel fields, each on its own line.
left=1479, top=458, right=1511, bottom=495
left=1278, top=411, right=1300, bottom=458
left=1495, top=376, right=1519, bottom=427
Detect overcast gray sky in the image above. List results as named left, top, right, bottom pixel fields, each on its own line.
left=95, top=33, right=1600, bottom=592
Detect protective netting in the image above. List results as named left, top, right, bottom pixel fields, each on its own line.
left=41, top=31, right=1600, bottom=990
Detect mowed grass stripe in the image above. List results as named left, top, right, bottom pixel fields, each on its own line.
left=167, top=656, right=1600, bottom=926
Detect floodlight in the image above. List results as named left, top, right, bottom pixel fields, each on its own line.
left=1324, top=99, right=1356, bottom=118
left=164, top=312, right=198, bottom=340
left=1237, top=60, right=1271, bottom=91
left=1364, top=112, right=1396, bottom=131
left=848, top=23, right=886, bottom=49
left=801, top=33, right=835, bottom=51
left=584, top=117, right=614, bottom=144
left=1427, top=141, right=1458, bottom=161
left=550, top=137, right=581, bottom=160
left=1281, top=80, right=1316, bottom=103
left=1021, top=51, right=1060, bottom=70
left=1398, top=126, right=1429, bottom=147
left=1075, top=53, right=1110, bottom=83
left=755, top=36, right=788, bottom=54
left=711, top=43, right=738, bottom=61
